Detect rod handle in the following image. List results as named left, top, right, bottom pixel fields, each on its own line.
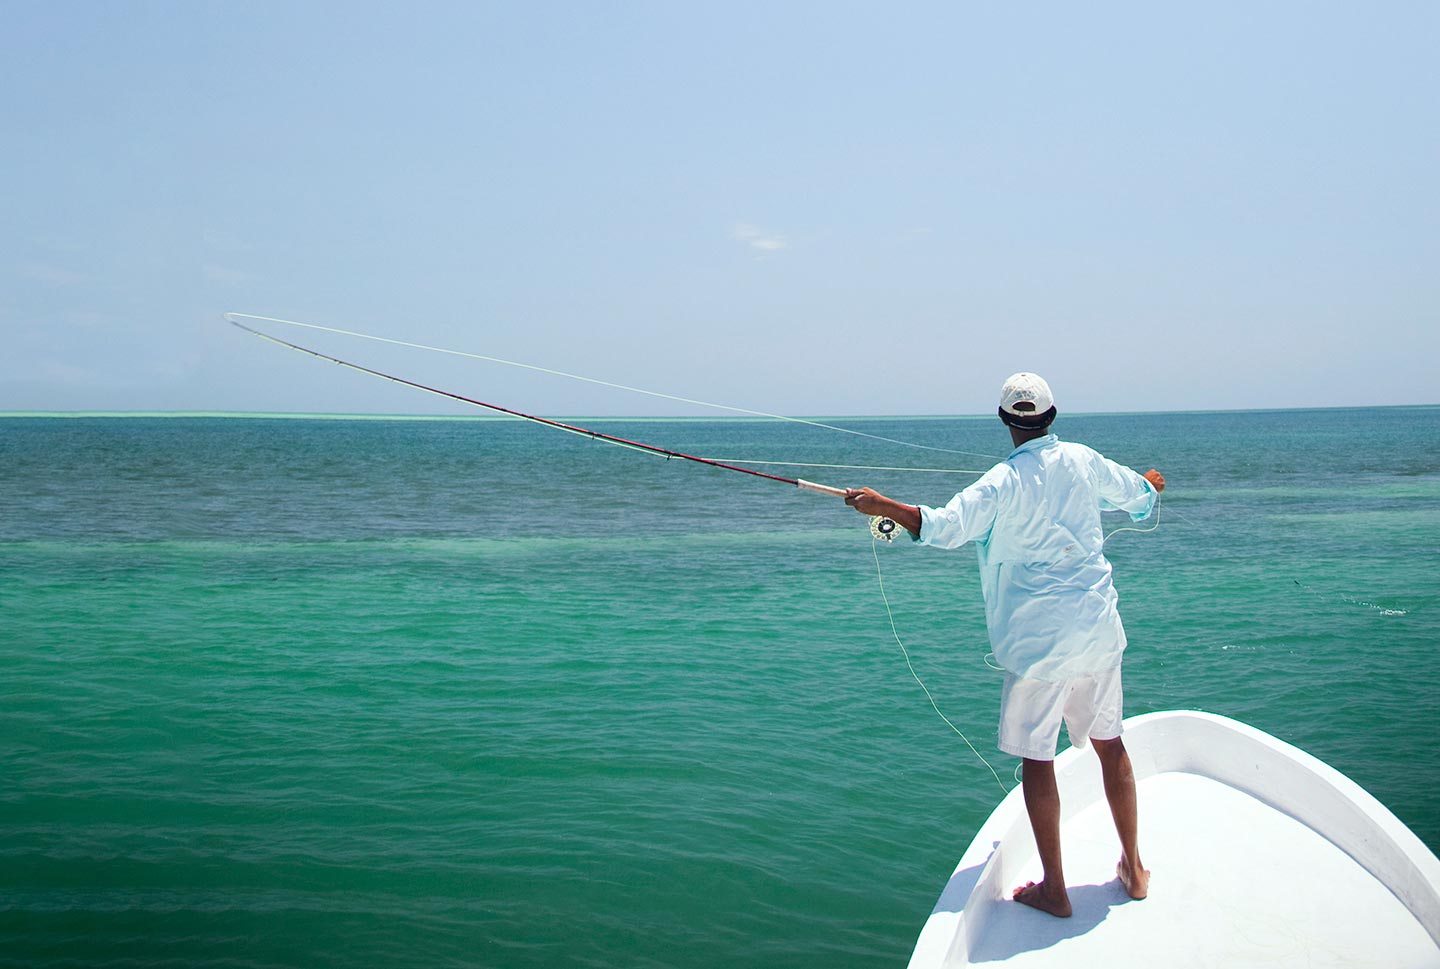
left=797, top=479, right=848, bottom=498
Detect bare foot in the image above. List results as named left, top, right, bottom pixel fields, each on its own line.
left=1012, top=880, right=1072, bottom=918
left=1116, top=854, right=1150, bottom=900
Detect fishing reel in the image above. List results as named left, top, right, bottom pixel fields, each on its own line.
left=869, top=516, right=901, bottom=542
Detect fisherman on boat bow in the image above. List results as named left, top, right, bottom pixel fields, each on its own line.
left=844, top=373, right=1164, bottom=918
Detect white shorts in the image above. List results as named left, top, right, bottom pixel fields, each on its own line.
left=997, top=667, right=1124, bottom=761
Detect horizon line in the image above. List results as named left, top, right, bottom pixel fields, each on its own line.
left=1, top=403, right=1435, bottom=422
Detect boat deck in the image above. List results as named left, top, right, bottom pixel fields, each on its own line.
left=966, top=770, right=1437, bottom=967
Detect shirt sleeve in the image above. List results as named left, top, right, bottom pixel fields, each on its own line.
left=915, top=469, right=1006, bottom=548
left=1090, top=450, right=1158, bottom=522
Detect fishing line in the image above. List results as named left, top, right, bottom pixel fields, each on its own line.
left=228, top=316, right=852, bottom=498
left=699, top=459, right=987, bottom=475
left=1103, top=494, right=1163, bottom=545
left=1114, top=496, right=1403, bottom=616
left=870, top=536, right=1011, bottom=795
left=225, top=312, right=1003, bottom=461
left=1292, top=579, right=1408, bottom=616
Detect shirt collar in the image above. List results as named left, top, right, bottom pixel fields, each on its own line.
left=1007, top=433, right=1059, bottom=460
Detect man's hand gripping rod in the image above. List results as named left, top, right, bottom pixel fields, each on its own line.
left=797, top=480, right=903, bottom=542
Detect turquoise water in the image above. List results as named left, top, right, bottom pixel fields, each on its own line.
left=3, top=408, right=1437, bottom=967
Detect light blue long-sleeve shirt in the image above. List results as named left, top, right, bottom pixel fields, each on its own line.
left=915, top=434, right=1157, bottom=682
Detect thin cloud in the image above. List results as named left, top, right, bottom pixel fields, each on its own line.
left=731, top=223, right=788, bottom=254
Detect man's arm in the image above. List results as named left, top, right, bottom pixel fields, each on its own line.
left=843, top=488, right=922, bottom=538
left=1092, top=450, right=1166, bottom=520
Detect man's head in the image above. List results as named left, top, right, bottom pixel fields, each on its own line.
left=998, top=372, right=1057, bottom=435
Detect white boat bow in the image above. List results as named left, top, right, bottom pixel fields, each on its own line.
left=908, top=710, right=1440, bottom=968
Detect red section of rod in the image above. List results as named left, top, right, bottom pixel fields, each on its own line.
left=231, top=319, right=802, bottom=488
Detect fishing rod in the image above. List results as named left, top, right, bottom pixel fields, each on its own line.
left=224, top=312, right=1001, bottom=462
left=227, top=315, right=854, bottom=500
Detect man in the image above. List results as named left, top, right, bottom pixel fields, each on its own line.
left=843, top=373, right=1163, bottom=918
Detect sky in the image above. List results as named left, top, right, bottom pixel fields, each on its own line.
left=2, top=1, right=1436, bottom=417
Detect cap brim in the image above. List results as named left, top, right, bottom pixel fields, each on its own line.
left=998, top=405, right=1057, bottom=429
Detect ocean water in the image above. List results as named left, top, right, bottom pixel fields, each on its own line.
left=2, top=408, right=1437, bottom=968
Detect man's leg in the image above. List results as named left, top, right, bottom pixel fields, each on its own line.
left=1012, top=757, right=1073, bottom=917
left=1092, top=736, right=1149, bottom=899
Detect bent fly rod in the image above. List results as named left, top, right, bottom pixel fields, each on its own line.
left=226, top=314, right=852, bottom=501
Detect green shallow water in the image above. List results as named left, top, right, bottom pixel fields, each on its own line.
left=2, top=409, right=1437, bottom=967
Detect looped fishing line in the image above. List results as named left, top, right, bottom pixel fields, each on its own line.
left=1103, top=493, right=1163, bottom=545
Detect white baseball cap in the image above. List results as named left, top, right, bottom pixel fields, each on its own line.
left=999, top=372, right=1055, bottom=418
